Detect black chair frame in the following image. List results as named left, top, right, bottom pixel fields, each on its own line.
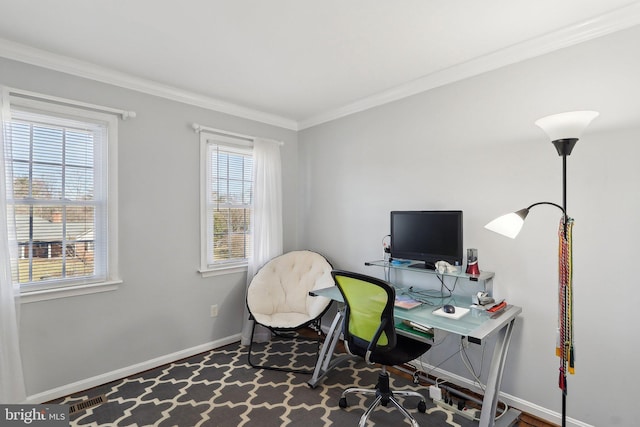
left=247, top=306, right=331, bottom=374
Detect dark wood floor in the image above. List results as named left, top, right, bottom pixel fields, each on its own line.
left=517, top=414, right=557, bottom=427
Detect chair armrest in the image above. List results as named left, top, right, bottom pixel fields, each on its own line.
left=365, top=318, right=389, bottom=364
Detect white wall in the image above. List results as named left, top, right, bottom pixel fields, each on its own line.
left=0, top=57, right=299, bottom=400
left=298, top=26, right=640, bottom=427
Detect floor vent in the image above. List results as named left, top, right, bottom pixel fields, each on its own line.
left=69, top=394, right=107, bottom=415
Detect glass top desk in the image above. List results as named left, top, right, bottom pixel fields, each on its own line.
left=308, top=285, right=522, bottom=427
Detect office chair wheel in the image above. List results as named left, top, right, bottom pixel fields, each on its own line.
left=381, top=396, right=390, bottom=407
left=339, top=397, right=348, bottom=408
left=417, top=400, right=427, bottom=413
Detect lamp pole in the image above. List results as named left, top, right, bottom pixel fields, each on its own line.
left=552, top=139, right=574, bottom=427
left=486, top=111, right=599, bottom=427
left=552, top=138, right=577, bottom=237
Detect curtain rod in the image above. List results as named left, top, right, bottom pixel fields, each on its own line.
left=6, top=87, right=136, bottom=120
left=192, top=123, right=284, bottom=146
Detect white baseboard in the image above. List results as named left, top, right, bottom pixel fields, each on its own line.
left=26, top=334, right=242, bottom=404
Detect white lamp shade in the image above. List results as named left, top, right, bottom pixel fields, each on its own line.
left=484, top=210, right=528, bottom=239
left=534, top=111, right=599, bottom=142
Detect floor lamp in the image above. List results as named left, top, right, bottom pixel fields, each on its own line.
left=484, top=110, right=599, bottom=427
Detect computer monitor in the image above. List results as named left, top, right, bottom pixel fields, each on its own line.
left=390, top=210, right=463, bottom=269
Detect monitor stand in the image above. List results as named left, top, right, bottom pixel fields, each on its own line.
left=409, top=262, right=435, bottom=270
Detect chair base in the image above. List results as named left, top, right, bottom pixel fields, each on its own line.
left=247, top=319, right=324, bottom=374
left=339, top=367, right=426, bottom=427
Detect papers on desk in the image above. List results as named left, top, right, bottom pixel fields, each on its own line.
left=471, top=299, right=507, bottom=314
left=394, top=295, right=422, bottom=310
left=398, top=320, right=434, bottom=339
left=432, top=306, right=470, bottom=320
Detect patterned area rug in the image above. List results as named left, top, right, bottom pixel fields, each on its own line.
left=53, top=338, right=477, bottom=426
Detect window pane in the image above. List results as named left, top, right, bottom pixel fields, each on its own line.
left=243, top=180, right=253, bottom=205
left=229, top=232, right=247, bottom=259
left=243, top=160, right=252, bottom=181
left=216, top=153, right=228, bottom=179
left=7, top=122, right=31, bottom=162
left=12, top=203, right=96, bottom=284
left=12, top=172, right=30, bottom=199
left=210, top=207, right=251, bottom=261
left=66, top=131, right=93, bottom=167
left=32, top=163, right=62, bottom=199
left=214, top=185, right=228, bottom=203
left=213, top=233, right=230, bottom=260
left=212, top=207, right=231, bottom=260
left=32, top=125, right=63, bottom=164
left=65, top=166, right=94, bottom=201
left=213, top=209, right=229, bottom=234
left=229, top=208, right=249, bottom=232
left=67, top=230, right=95, bottom=279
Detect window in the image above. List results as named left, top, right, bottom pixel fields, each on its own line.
left=200, top=133, right=253, bottom=275
left=2, top=95, right=119, bottom=297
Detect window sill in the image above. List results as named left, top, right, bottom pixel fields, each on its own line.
left=20, top=280, right=122, bottom=304
left=199, top=264, right=248, bottom=278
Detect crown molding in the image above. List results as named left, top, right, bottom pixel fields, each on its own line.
left=2, top=2, right=639, bottom=132
left=0, top=38, right=299, bottom=131
left=298, top=2, right=640, bottom=130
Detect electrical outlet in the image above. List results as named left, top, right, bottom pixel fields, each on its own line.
left=210, top=304, right=219, bottom=317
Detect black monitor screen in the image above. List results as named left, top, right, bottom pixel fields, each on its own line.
left=390, top=210, right=463, bottom=269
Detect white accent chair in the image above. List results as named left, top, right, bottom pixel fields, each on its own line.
left=246, top=250, right=334, bottom=373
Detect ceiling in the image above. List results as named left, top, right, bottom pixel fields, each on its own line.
left=1, top=0, right=640, bottom=130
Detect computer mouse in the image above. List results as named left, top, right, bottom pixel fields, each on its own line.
left=443, top=304, right=456, bottom=314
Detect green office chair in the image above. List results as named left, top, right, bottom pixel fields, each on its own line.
left=332, top=270, right=431, bottom=427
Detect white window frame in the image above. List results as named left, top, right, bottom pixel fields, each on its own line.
left=199, top=132, right=253, bottom=277
left=3, top=95, right=121, bottom=303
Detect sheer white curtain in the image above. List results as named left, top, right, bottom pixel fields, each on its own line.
left=0, top=92, right=27, bottom=403
left=240, top=138, right=283, bottom=345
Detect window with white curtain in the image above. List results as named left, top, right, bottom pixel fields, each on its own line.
left=200, top=132, right=253, bottom=275
left=2, top=97, right=119, bottom=295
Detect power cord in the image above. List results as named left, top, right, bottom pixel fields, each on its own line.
left=460, top=337, right=486, bottom=392
left=382, top=234, right=391, bottom=281
left=407, top=286, right=451, bottom=300
left=437, top=274, right=459, bottom=294
left=458, top=336, right=510, bottom=420
left=381, top=234, right=391, bottom=260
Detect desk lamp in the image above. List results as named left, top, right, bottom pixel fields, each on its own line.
left=484, top=110, right=599, bottom=427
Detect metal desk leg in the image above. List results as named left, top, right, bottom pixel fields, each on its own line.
left=479, top=319, right=521, bottom=427
left=307, top=308, right=353, bottom=388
